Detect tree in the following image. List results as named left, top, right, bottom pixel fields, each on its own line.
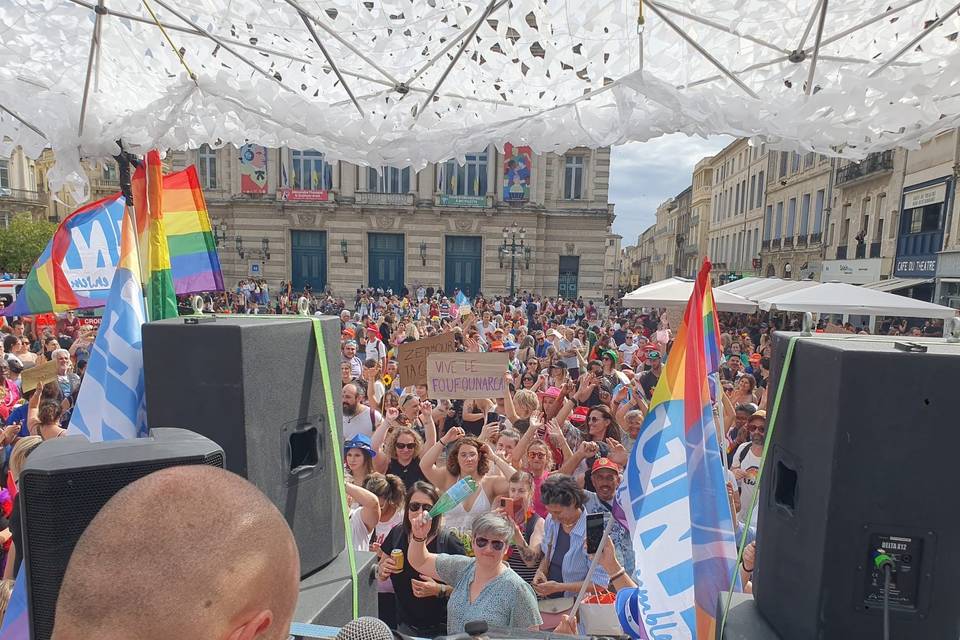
left=0, top=214, right=57, bottom=275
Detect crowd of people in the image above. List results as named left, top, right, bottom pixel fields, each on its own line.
left=333, top=286, right=793, bottom=635
left=0, top=279, right=943, bottom=635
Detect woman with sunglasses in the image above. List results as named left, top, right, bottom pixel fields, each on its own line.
left=379, top=482, right=467, bottom=637
left=364, top=472, right=407, bottom=629
left=560, top=405, right=622, bottom=492
left=373, top=415, right=432, bottom=488
left=408, top=510, right=542, bottom=633
left=496, top=471, right=544, bottom=585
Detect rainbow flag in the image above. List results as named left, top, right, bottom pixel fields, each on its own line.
left=2, top=164, right=222, bottom=317
left=132, top=151, right=178, bottom=320
left=614, top=259, right=740, bottom=640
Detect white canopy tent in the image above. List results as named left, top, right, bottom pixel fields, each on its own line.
left=2, top=1, right=960, bottom=200
left=759, top=282, right=957, bottom=319
left=715, top=277, right=767, bottom=293
left=722, top=277, right=819, bottom=302
left=622, top=277, right=757, bottom=313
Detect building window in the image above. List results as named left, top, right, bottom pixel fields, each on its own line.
left=763, top=205, right=772, bottom=240
left=791, top=153, right=801, bottom=173
left=774, top=202, right=783, bottom=239
left=756, top=171, right=764, bottom=208
left=368, top=166, right=410, bottom=194
left=563, top=155, right=586, bottom=200
left=440, top=151, right=488, bottom=197
left=813, top=189, right=825, bottom=233
left=292, top=149, right=333, bottom=191
left=735, top=183, right=741, bottom=216
left=906, top=204, right=941, bottom=234
left=799, top=193, right=811, bottom=236
left=779, top=152, right=788, bottom=178
left=786, top=198, right=797, bottom=238
left=102, top=161, right=118, bottom=182
left=749, top=175, right=756, bottom=210
left=198, top=144, right=218, bottom=190
left=803, top=152, right=815, bottom=168
left=0, top=160, right=8, bottom=189
left=754, top=226, right=760, bottom=255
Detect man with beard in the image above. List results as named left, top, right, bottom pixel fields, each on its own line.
left=584, top=458, right=635, bottom=576
left=731, top=410, right=766, bottom=527
left=342, top=383, right=382, bottom=440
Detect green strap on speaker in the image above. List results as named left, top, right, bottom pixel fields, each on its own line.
left=718, top=335, right=799, bottom=637
left=309, top=316, right=359, bottom=619
left=203, top=310, right=359, bottom=618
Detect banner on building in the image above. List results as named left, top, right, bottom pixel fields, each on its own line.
left=239, top=144, right=268, bottom=194
left=502, top=143, right=532, bottom=201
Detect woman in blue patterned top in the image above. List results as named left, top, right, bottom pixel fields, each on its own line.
left=408, top=511, right=542, bottom=633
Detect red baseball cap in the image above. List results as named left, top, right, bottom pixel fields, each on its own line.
left=591, top=457, right=621, bottom=474
left=570, top=406, right=589, bottom=424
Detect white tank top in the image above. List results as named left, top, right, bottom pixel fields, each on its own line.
left=442, top=484, right=492, bottom=535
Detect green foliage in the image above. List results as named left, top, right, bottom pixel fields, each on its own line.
left=0, top=214, right=57, bottom=274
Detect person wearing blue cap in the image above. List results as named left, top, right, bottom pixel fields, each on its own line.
left=344, top=433, right=376, bottom=486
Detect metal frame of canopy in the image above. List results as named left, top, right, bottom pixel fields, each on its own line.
left=621, top=277, right=757, bottom=313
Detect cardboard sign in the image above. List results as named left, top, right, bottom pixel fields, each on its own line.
left=397, top=333, right=456, bottom=387
left=426, top=352, right=509, bottom=399
left=21, top=359, right=59, bottom=391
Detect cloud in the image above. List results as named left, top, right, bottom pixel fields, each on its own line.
left=610, top=134, right=733, bottom=245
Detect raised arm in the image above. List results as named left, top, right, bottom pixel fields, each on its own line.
left=345, top=482, right=381, bottom=533
left=420, top=401, right=438, bottom=451
left=371, top=409, right=399, bottom=473
left=420, top=426, right=463, bottom=489
left=511, top=417, right=541, bottom=468
left=503, top=373, right=520, bottom=423
left=407, top=511, right=441, bottom=581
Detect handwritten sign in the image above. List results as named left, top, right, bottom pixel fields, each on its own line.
left=397, top=333, right=456, bottom=387
left=426, top=352, right=509, bottom=399
left=21, top=359, right=59, bottom=391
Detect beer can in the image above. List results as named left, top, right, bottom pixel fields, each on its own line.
left=391, top=549, right=404, bottom=571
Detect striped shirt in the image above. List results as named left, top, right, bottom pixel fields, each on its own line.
left=540, top=508, right=610, bottom=595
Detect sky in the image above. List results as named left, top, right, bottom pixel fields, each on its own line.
left=609, top=134, right=733, bottom=246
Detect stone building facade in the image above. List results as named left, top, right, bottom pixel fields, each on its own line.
left=162, top=145, right=618, bottom=300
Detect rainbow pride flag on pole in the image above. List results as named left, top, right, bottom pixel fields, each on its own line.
left=614, top=259, right=740, bottom=640
left=132, top=150, right=178, bottom=320
left=2, top=162, right=222, bottom=317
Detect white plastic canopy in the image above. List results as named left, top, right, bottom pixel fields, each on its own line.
left=2, top=0, right=960, bottom=200
left=759, top=281, right=957, bottom=318
left=722, top=277, right=819, bottom=301
left=622, top=277, right=757, bottom=312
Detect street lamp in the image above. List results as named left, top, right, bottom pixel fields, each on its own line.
left=499, top=221, right=529, bottom=297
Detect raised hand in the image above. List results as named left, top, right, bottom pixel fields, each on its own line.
left=440, top=426, right=465, bottom=445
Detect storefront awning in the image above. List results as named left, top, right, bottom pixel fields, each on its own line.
left=860, top=278, right=934, bottom=293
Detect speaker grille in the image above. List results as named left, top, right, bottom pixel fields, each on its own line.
left=22, top=446, right=222, bottom=640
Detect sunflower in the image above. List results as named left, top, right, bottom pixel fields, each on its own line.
left=382, top=374, right=393, bottom=387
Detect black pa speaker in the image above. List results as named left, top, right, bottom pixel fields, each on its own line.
left=755, top=333, right=960, bottom=639
left=142, top=315, right=345, bottom=578
left=19, top=428, right=223, bottom=640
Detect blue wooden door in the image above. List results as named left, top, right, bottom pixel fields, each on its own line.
left=558, top=255, right=579, bottom=298
left=368, top=233, right=405, bottom=292
left=444, top=236, right=482, bottom=296
left=291, top=231, right=327, bottom=291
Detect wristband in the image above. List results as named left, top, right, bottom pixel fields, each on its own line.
left=608, top=568, right=626, bottom=582
left=412, top=535, right=428, bottom=543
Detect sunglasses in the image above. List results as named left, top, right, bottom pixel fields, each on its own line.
left=473, top=537, right=507, bottom=551
left=527, top=451, right=547, bottom=460
left=395, top=441, right=417, bottom=450
left=407, top=501, right=434, bottom=513
left=588, top=416, right=605, bottom=422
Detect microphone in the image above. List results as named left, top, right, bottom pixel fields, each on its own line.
left=335, top=617, right=394, bottom=640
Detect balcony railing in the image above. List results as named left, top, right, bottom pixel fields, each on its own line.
left=783, top=237, right=794, bottom=248
left=870, top=242, right=881, bottom=258
left=854, top=242, right=866, bottom=259
left=772, top=238, right=781, bottom=249
left=809, top=232, right=822, bottom=244
left=796, top=235, right=807, bottom=247
left=762, top=239, right=771, bottom=250
left=89, top=177, right=120, bottom=192
left=836, top=245, right=847, bottom=259
left=834, top=150, right=895, bottom=186
left=0, top=187, right=41, bottom=202
left=355, top=191, right=415, bottom=206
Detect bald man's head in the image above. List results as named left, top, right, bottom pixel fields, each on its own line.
left=52, top=465, right=300, bottom=640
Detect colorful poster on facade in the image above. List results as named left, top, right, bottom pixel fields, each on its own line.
left=502, top=143, right=532, bottom=201
left=239, top=144, right=268, bottom=194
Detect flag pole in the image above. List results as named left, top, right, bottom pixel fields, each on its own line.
left=114, top=142, right=151, bottom=320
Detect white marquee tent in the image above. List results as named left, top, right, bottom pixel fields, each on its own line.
left=622, top=277, right=757, bottom=312
left=2, top=0, right=960, bottom=200
left=758, top=281, right=957, bottom=318
left=718, top=277, right=819, bottom=301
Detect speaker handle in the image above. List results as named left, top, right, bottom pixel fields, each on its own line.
left=800, top=312, right=813, bottom=336
left=298, top=296, right=310, bottom=316
left=946, top=317, right=960, bottom=343
left=191, top=295, right=204, bottom=315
